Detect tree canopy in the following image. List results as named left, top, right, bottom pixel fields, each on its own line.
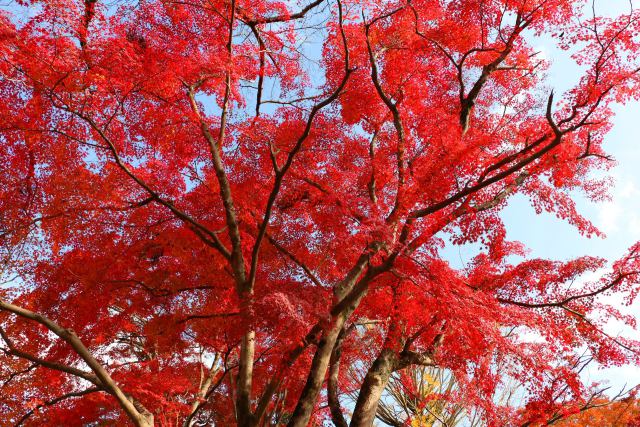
left=2, top=0, right=640, bottom=425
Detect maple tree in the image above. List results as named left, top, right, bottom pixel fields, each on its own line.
left=552, top=394, right=640, bottom=426
left=3, top=0, right=640, bottom=425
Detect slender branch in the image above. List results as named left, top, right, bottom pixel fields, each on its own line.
left=410, top=93, right=563, bottom=219
left=243, top=0, right=326, bottom=24
left=266, top=234, right=324, bottom=288
left=183, top=348, right=234, bottom=427
left=185, top=9, right=245, bottom=284
left=497, top=272, right=635, bottom=309
left=14, top=387, right=101, bottom=427
left=246, top=0, right=353, bottom=294
left=80, top=115, right=231, bottom=259
left=364, top=11, right=407, bottom=222
left=458, top=12, right=528, bottom=133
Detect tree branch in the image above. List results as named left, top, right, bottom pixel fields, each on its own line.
left=0, top=301, right=153, bottom=427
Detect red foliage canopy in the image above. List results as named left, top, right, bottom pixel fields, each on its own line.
left=2, top=0, right=640, bottom=425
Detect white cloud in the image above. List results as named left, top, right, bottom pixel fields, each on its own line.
left=597, top=173, right=640, bottom=236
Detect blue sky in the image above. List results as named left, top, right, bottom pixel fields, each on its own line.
left=500, top=100, right=640, bottom=394
left=431, top=0, right=640, bottom=399
left=497, top=1, right=640, bottom=394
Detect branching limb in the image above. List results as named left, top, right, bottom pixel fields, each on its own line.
left=364, top=12, right=407, bottom=222
left=80, top=115, right=232, bottom=259
left=410, top=93, right=564, bottom=219
left=14, top=386, right=101, bottom=427
left=266, top=234, right=324, bottom=288
left=497, top=271, right=637, bottom=310
left=247, top=0, right=354, bottom=295
left=0, top=301, right=153, bottom=427
left=0, top=326, right=101, bottom=386
left=242, top=0, right=326, bottom=25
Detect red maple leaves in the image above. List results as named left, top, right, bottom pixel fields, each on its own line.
left=2, top=0, right=640, bottom=426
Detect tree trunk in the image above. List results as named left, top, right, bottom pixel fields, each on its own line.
left=286, top=255, right=378, bottom=427
left=236, top=329, right=255, bottom=427
left=328, top=327, right=349, bottom=427
left=349, top=348, right=398, bottom=427
left=287, top=317, right=346, bottom=427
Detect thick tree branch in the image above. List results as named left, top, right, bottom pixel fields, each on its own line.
left=0, top=327, right=101, bottom=386
left=0, top=301, right=153, bottom=427
left=328, top=326, right=350, bottom=427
